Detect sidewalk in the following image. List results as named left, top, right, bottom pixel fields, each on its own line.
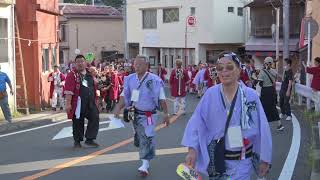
left=0, top=111, right=67, bottom=134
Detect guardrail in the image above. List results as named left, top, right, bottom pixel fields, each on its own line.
left=276, top=82, right=320, bottom=112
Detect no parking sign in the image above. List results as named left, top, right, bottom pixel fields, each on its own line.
left=187, top=16, right=196, bottom=27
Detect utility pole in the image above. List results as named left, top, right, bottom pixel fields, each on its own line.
left=123, top=0, right=128, bottom=60
left=11, top=0, right=16, bottom=112
left=276, top=7, right=280, bottom=62
left=275, top=7, right=280, bottom=75
left=92, top=0, right=94, bottom=6
left=283, top=0, right=290, bottom=63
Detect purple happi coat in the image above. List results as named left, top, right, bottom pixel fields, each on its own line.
left=182, top=83, right=272, bottom=178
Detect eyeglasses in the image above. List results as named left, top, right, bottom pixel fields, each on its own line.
left=216, top=64, right=236, bottom=72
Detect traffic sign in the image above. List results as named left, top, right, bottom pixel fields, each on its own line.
left=304, top=17, right=319, bottom=39
left=75, top=49, right=81, bottom=55
left=187, top=16, right=196, bottom=27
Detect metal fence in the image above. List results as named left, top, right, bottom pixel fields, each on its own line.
left=276, top=82, right=320, bottom=112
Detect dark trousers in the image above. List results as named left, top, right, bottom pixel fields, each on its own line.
left=260, top=86, right=279, bottom=122
left=105, top=96, right=115, bottom=111
left=72, top=106, right=99, bottom=142
left=280, top=92, right=291, bottom=116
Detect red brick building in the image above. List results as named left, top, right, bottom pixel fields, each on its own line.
left=15, top=0, right=60, bottom=111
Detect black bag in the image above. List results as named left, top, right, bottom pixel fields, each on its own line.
left=123, top=107, right=135, bottom=123
left=213, top=88, right=238, bottom=174
left=123, top=73, right=149, bottom=123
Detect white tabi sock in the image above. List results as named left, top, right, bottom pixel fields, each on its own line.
left=142, top=159, right=149, bottom=168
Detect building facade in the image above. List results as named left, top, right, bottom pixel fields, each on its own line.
left=15, top=0, right=60, bottom=110
left=127, top=0, right=248, bottom=74
left=0, top=0, right=16, bottom=116
left=59, top=4, right=124, bottom=67
left=244, top=0, right=305, bottom=70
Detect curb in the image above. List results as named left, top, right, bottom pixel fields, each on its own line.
left=311, top=122, right=320, bottom=180
left=0, top=112, right=67, bottom=134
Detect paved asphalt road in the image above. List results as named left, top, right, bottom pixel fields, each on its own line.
left=0, top=91, right=312, bottom=180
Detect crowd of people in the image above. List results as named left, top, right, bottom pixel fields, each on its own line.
left=43, top=52, right=320, bottom=180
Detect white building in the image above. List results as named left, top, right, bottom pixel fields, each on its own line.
left=126, top=0, right=249, bottom=73
left=0, top=0, right=16, bottom=115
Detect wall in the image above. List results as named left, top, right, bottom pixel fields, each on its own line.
left=212, top=0, right=245, bottom=43
left=37, top=9, right=59, bottom=108
left=0, top=4, right=15, bottom=117
left=66, top=18, right=124, bottom=63
left=16, top=0, right=59, bottom=110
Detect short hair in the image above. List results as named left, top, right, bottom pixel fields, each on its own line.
left=53, top=65, right=59, bottom=68
left=284, top=58, right=292, bottom=65
left=176, top=59, right=183, bottom=64
left=135, top=55, right=149, bottom=63
left=75, top=54, right=85, bottom=61
left=315, top=57, right=320, bottom=64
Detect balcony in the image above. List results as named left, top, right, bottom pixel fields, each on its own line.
left=251, top=23, right=300, bottom=38
left=252, top=25, right=284, bottom=37
left=0, top=0, right=15, bottom=5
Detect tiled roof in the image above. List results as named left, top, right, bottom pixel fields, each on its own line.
left=60, top=4, right=122, bottom=17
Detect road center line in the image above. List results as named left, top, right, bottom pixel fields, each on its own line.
left=278, top=112, right=301, bottom=180
left=20, top=112, right=182, bottom=180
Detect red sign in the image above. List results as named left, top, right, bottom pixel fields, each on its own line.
left=187, top=16, right=196, bottom=26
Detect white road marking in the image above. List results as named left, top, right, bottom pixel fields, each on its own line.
left=0, top=114, right=116, bottom=139
left=52, top=118, right=124, bottom=140
left=0, top=120, right=70, bottom=139
left=0, top=147, right=188, bottom=175
left=278, top=112, right=301, bottom=180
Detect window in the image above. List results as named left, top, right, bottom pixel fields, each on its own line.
left=143, top=9, right=157, bottom=29
left=238, top=7, right=243, bottom=16
left=59, top=50, right=64, bottom=64
left=52, top=47, right=57, bottom=68
left=60, top=24, right=66, bottom=42
left=42, top=48, right=49, bottom=72
left=0, top=18, right=8, bottom=62
left=164, top=55, right=168, bottom=68
left=170, top=55, right=174, bottom=68
left=163, top=8, right=179, bottom=23
left=228, top=7, right=234, bottom=13
left=190, top=7, right=196, bottom=15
